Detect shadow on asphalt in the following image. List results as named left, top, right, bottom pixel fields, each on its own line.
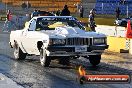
left=84, top=62, right=132, bottom=75
left=2, top=54, right=132, bottom=75
left=49, top=65, right=74, bottom=69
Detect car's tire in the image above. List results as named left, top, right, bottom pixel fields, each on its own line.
left=88, top=55, right=101, bottom=66
left=40, top=48, right=51, bottom=67
left=58, top=56, right=70, bottom=65
left=14, top=43, right=27, bottom=60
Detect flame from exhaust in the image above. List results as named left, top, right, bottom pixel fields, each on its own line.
left=78, top=66, right=86, bottom=76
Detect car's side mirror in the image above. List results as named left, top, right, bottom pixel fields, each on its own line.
left=28, top=20, right=36, bottom=31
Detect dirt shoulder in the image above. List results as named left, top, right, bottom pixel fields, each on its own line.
left=102, top=50, right=132, bottom=60
left=101, top=50, right=132, bottom=70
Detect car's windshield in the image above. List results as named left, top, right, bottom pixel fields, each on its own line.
left=35, top=17, right=85, bottom=31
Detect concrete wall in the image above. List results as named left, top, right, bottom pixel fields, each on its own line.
left=95, top=25, right=126, bottom=37
left=95, top=25, right=128, bottom=52
left=107, top=36, right=126, bottom=52
left=129, top=39, right=132, bottom=54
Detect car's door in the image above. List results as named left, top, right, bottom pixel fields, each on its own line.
left=21, top=19, right=40, bottom=54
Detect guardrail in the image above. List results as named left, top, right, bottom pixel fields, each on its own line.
left=95, top=25, right=126, bottom=37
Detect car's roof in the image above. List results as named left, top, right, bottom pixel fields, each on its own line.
left=33, top=16, right=74, bottom=19
left=38, top=11, right=55, bottom=16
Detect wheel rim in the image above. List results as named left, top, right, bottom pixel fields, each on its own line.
left=40, top=49, right=46, bottom=66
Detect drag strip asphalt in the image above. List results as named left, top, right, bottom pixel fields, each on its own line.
left=0, top=32, right=132, bottom=88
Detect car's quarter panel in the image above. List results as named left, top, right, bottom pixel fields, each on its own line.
left=10, top=30, right=27, bottom=53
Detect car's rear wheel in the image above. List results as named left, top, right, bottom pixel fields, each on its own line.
left=14, top=42, right=27, bottom=60
left=40, top=48, right=51, bottom=67
left=88, top=55, right=101, bottom=66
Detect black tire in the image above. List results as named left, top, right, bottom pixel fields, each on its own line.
left=88, top=55, right=101, bottom=66
left=40, top=48, right=51, bottom=67
left=58, top=57, right=70, bottom=65
left=14, top=44, right=27, bottom=60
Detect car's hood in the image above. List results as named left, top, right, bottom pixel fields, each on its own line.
left=41, top=26, right=106, bottom=38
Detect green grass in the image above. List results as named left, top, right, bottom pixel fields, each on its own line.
left=77, top=17, right=116, bottom=31
left=78, top=17, right=116, bottom=26
left=96, top=18, right=115, bottom=26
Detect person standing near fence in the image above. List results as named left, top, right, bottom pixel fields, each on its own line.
left=7, top=10, right=12, bottom=21
left=88, top=9, right=96, bottom=32
left=31, top=9, right=38, bottom=18
left=56, top=9, right=61, bottom=16
left=79, top=5, right=84, bottom=18
left=3, top=10, right=13, bottom=32
left=3, top=10, right=17, bottom=32
left=115, top=7, right=121, bottom=19
left=60, top=5, right=70, bottom=16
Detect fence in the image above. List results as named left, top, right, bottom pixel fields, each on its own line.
left=2, top=15, right=30, bottom=32
left=95, top=2, right=132, bottom=18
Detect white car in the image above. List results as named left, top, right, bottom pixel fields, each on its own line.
left=9, top=16, right=108, bottom=67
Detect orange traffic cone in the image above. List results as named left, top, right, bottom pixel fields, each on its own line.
left=126, top=20, right=132, bottom=38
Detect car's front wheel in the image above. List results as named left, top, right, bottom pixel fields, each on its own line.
left=88, top=55, right=101, bottom=66
left=40, top=48, right=51, bottom=67
left=14, top=42, right=27, bottom=60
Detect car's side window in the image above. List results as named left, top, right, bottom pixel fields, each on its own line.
left=36, top=20, right=44, bottom=31
left=28, top=19, right=36, bottom=31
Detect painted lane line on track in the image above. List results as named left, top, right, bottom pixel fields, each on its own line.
left=0, top=73, right=23, bottom=88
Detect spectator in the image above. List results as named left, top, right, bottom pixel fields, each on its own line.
left=21, top=2, right=27, bottom=10
left=31, top=9, right=38, bottom=18
left=79, top=5, right=84, bottom=18
left=26, top=1, right=31, bottom=9
left=56, top=9, right=61, bottom=16
left=88, top=9, right=96, bottom=32
left=37, top=10, right=41, bottom=16
left=115, top=7, right=121, bottom=19
left=60, top=5, right=70, bottom=16
left=120, top=0, right=126, bottom=4
left=7, top=10, right=12, bottom=21
left=76, top=2, right=80, bottom=11
left=3, top=10, right=16, bottom=32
